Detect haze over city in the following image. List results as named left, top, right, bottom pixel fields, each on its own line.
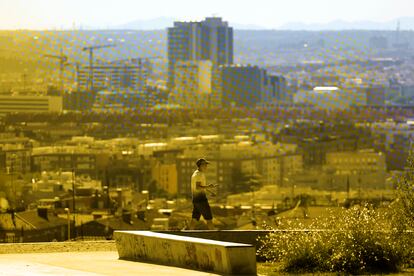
left=0, top=1, right=413, bottom=275
left=1, top=0, right=414, bottom=30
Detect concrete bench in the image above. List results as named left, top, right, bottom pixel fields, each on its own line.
left=114, top=231, right=256, bottom=275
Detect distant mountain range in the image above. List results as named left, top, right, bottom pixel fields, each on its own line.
left=110, top=16, right=414, bottom=31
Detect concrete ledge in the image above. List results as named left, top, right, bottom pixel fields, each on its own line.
left=114, top=230, right=256, bottom=275
left=159, top=230, right=270, bottom=250
left=157, top=230, right=272, bottom=262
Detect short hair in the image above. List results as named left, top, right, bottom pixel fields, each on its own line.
left=196, top=158, right=210, bottom=167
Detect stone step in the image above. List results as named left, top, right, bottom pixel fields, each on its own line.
left=114, top=230, right=256, bottom=275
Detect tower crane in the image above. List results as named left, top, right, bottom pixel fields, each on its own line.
left=1, top=47, right=71, bottom=95
left=82, top=44, right=116, bottom=91
left=43, top=48, right=69, bottom=95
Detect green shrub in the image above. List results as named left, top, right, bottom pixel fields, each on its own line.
left=395, top=151, right=414, bottom=229
left=258, top=205, right=413, bottom=274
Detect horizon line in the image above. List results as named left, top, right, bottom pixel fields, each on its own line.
left=0, top=27, right=407, bottom=32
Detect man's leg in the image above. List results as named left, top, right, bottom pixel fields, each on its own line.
left=202, top=201, right=216, bottom=230
left=189, top=218, right=198, bottom=230
left=189, top=203, right=201, bottom=230
left=206, top=219, right=216, bottom=230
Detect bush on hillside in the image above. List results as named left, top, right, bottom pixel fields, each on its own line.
left=258, top=205, right=413, bottom=274
left=395, top=150, right=414, bottom=229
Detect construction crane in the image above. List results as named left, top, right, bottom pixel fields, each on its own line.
left=43, top=48, right=68, bottom=95
left=82, top=44, right=115, bottom=91
left=1, top=47, right=71, bottom=95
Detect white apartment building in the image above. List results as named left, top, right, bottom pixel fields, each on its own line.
left=169, top=60, right=212, bottom=108
left=0, top=95, right=62, bottom=114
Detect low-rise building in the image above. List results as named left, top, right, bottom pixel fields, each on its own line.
left=0, top=138, right=32, bottom=174
left=294, top=86, right=366, bottom=110
left=0, top=208, right=68, bottom=242
left=0, top=95, right=62, bottom=114
left=31, top=146, right=109, bottom=178
left=324, top=150, right=387, bottom=189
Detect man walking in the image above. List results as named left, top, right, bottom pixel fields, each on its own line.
left=189, top=158, right=217, bottom=230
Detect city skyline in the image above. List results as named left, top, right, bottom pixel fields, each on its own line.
left=0, top=0, right=413, bottom=30
left=0, top=7, right=413, bottom=273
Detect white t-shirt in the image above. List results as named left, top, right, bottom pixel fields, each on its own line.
left=191, top=169, right=207, bottom=201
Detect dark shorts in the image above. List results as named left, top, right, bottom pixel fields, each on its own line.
left=192, top=200, right=213, bottom=221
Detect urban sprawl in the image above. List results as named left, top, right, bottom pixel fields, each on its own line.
left=0, top=17, right=413, bottom=242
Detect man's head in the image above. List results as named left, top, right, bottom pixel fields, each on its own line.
left=196, top=158, right=210, bottom=171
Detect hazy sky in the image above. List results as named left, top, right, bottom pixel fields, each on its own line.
left=0, top=0, right=413, bottom=29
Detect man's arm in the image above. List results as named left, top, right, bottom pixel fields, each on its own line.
left=196, top=181, right=216, bottom=189
left=205, top=185, right=217, bottom=196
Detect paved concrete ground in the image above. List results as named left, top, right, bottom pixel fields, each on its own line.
left=0, top=241, right=117, bottom=254
left=0, top=251, right=219, bottom=276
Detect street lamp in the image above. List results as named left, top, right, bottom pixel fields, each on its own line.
left=71, top=167, right=76, bottom=239
left=9, top=153, right=18, bottom=209
left=64, top=207, right=70, bottom=241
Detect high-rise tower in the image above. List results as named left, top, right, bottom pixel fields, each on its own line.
left=167, top=17, right=233, bottom=91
